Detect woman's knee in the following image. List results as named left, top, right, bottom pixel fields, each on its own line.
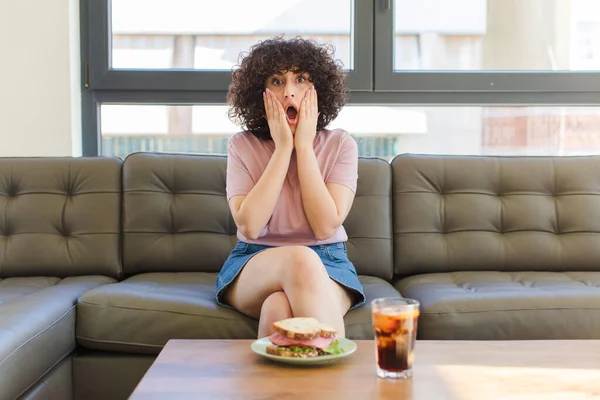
left=284, top=246, right=329, bottom=288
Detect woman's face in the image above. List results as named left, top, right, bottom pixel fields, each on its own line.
left=264, top=70, right=312, bottom=134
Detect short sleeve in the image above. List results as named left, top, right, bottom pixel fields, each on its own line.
left=326, top=133, right=358, bottom=193
left=226, top=137, right=255, bottom=201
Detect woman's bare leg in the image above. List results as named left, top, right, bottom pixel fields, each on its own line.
left=257, top=291, right=293, bottom=338
left=223, top=246, right=353, bottom=337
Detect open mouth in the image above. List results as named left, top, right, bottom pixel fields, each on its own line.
left=285, top=106, right=298, bottom=124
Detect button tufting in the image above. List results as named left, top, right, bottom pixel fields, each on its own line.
left=63, top=178, right=77, bottom=197
left=6, top=185, right=18, bottom=197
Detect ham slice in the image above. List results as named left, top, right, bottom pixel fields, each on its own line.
left=268, top=332, right=335, bottom=349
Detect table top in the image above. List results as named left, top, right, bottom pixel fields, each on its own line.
left=129, top=339, right=600, bottom=400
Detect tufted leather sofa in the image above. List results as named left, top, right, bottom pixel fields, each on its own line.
left=392, top=155, right=600, bottom=341
left=1, top=152, right=600, bottom=400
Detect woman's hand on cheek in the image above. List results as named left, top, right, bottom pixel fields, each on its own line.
left=295, top=87, right=319, bottom=152
left=264, top=88, right=293, bottom=152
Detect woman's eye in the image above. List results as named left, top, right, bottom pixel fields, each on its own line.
left=298, top=77, right=305, bottom=83
left=272, top=78, right=282, bottom=85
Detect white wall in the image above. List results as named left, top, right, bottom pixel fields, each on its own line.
left=0, top=0, right=81, bottom=157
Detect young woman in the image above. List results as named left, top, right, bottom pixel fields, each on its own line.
left=215, top=36, right=365, bottom=338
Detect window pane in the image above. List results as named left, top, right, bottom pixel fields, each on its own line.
left=100, top=104, right=422, bottom=158
left=110, top=0, right=353, bottom=70
left=100, top=105, right=600, bottom=159
left=394, top=0, right=600, bottom=71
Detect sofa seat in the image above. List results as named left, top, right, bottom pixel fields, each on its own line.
left=394, top=271, right=600, bottom=340
left=0, top=276, right=115, bottom=400
left=76, top=273, right=401, bottom=354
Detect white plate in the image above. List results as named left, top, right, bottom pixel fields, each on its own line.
left=251, top=337, right=358, bottom=365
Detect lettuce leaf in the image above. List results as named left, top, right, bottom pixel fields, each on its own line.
left=322, top=339, right=345, bottom=355
left=269, top=340, right=345, bottom=356
left=287, top=346, right=316, bottom=354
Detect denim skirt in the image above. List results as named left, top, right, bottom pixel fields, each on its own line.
left=215, top=241, right=366, bottom=311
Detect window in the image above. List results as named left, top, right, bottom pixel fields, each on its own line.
left=110, top=0, right=354, bottom=71
left=100, top=104, right=428, bottom=159
left=393, top=0, right=599, bottom=71
left=375, top=0, right=600, bottom=91
left=86, top=0, right=371, bottom=92
left=81, top=0, right=600, bottom=157
left=100, top=105, right=600, bottom=159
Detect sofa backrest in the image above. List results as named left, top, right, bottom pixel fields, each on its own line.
left=349, top=157, right=393, bottom=279
left=0, top=157, right=123, bottom=278
left=122, top=152, right=393, bottom=279
left=122, top=152, right=234, bottom=275
left=392, top=154, right=600, bottom=276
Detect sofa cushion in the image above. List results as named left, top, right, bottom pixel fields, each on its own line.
left=0, top=276, right=115, bottom=400
left=346, top=158, right=394, bottom=279
left=394, top=271, right=600, bottom=340
left=76, top=273, right=401, bottom=354
left=76, top=272, right=257, bottom=354
left=392, top=154, right=600, bottom=276
left=0, top=157, right=123, bottom=279
left=121, top=152, right=393, bottom=280
left=121, top=153, right=235, bottom=276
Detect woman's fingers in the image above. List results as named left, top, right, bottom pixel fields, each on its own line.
left=266, top=90, right=275, bottom=120
left=274, top=93, right=285, bottom=123
left=265, top=89, right=287, bottom=129
left=270, top=90, right=277, bottom=121
left=300, top=87, right=316, bottom=120
left=264, top=90, right=272, bottom=120
left=273, top=91, right=281, bottom=121
left=301, top=87, right=314, bottom=118
left=302, top=89, right=310, bottom=119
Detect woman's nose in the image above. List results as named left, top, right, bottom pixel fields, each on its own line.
left=284, top=83, right=295, bottom=98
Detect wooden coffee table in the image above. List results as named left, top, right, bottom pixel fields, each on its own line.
left=129, top=339, right=600, bottom=399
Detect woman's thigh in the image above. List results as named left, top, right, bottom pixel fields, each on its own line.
left=223, top=245, right=303, bottom=319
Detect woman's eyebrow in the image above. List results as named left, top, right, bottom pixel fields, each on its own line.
left=269, top=71, right=307, bottom=79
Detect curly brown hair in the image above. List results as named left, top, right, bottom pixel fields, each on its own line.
left=227, top=36, right=348, bottom=140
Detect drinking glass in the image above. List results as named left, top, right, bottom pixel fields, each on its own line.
left=371, top=297, right=420, bottom=379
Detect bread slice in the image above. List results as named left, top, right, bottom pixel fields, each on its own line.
left=266, top=345, right=319, bottom=358
left=272, top=317, right=339, bottom=340
left=318, top=322, right=339, bottom=338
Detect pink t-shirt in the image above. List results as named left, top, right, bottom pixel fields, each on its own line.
left=226, top=128, right=358, bottom=246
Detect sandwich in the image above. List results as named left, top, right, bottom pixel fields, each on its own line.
left=266, top=317, right=345, bottom=358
